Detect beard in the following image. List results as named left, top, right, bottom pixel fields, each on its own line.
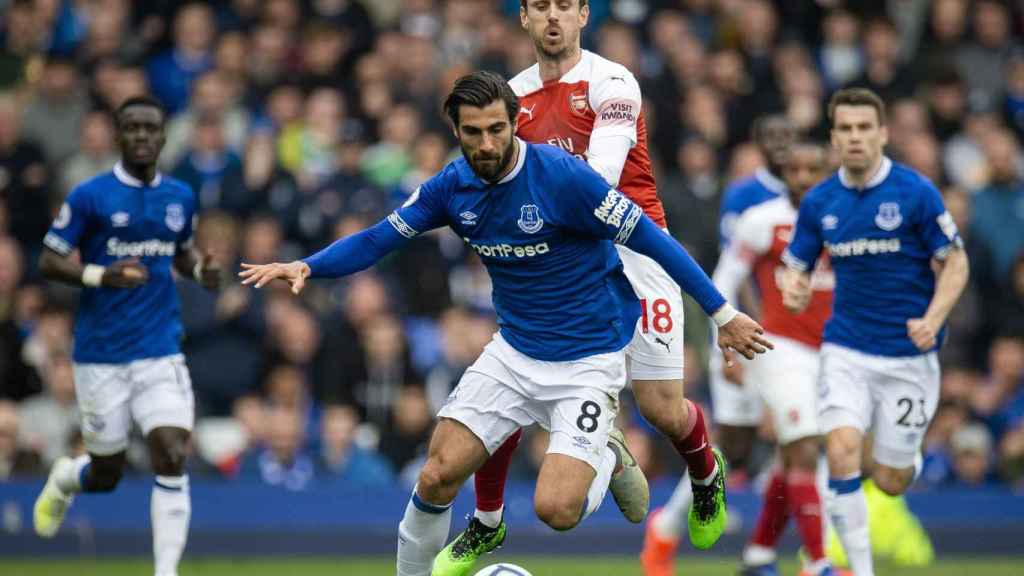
left=532, top=27, right=577, bottom=62
left=463, top=136, right=516, bottom=182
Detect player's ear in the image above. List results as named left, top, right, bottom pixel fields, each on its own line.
left=520, top=5, right=529, bottom=30
left=579, top=2, right=589, bottom=26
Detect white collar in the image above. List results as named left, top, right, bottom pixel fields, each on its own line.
left=755, top=167, right=787, bottom=196
left=496, top=138, right=527, bottom=185
left=838, top=156, right=892, bottom=190
left=114, top=161, right=162, bottom=188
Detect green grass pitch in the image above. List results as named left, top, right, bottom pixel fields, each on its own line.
left=2, top=557, right=1022, bottom=576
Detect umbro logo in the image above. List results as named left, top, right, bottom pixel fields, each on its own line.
left=822, top=214, right=838, bottom=230
left=111, top=211, right=130, bottom=227
left=460, top=211, right=478, bottom=226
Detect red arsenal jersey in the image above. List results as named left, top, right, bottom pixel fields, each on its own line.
left=509, top=50, right=666, bottom=227
left=734, top=196, right=834, bottom=348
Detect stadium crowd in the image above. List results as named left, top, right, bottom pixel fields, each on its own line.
left=0, top=0, right=1023, bottom=493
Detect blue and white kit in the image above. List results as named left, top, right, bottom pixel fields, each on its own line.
left=783, top=157, right=962, bottom=467
left=44, top=163, right=197, bottom=454
left=303, top=140, right=726, bottom=469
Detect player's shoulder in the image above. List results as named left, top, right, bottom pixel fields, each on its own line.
left=509, top=63, right=542, bottom=97
left=721, top=175, right=760, bottom=204
left=161, top=175, right=197, bottom=202
left=887, top=160, right=939, bottom=195
left=801, top=174, right=842, bottom=211
left=741, top=195, right=791, bottom=225
left=579, top=51, right=640, bottom=97
left=420, top=158, right=467, bottom=196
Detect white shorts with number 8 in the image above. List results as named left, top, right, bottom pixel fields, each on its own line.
left=616, top=243, right=686, bottom=382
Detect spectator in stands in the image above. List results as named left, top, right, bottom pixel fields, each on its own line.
left=661, top=135, right=721, bottom=270
left=0, top=400, right=41, bottom=479
left=17, top=351, right=77, bottom=466
left=971, top=129, right=1024, bottom=288
left=238, top=406, right=315, bottom=491
left=146, top=2, right=216, bottom=114
left=0, top=237, right=40, bottom=401
left=21, top=56, right=89, bottom=164
left=318, top=403, right=394, bottom=485
left=971, top=338, right=1024, bottom=439
left=921, top=400, right=970, bottom=486
left=60, top=110, right=118, bottom=198
left=0, top=94, right=51, bottom=259
left=849, top=16, right=915, bottom=102
left=926, top=68, right=970, bottom=144
left=163, top=71, right=251, bottom=170
left=818, top=9, right=863, bottom=91
left=377, top=386, right=432, bottom=477
left=951, top=423, right=996, bottom=486
left=957, top=0, right=1018, bottom=108
left=279, top=88, right=347, bottom=190
left=172, top=112, right=250, bottom=215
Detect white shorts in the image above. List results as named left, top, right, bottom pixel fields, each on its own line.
left=617, top=244, right=685, bottom=381
left=437, top=333, right=624, bottom=472
left=708, top=350, right=763, bottom=427
left=818, top=343, right=940, bottom=469
left=74, top=353, right=195, bottom=456
left=748, top=334, right=820, bottom=444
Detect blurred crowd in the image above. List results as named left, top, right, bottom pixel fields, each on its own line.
left=0, top=0, right=1023, bottom=492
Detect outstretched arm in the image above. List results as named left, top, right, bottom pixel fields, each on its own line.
left=623, top=214, right=773, bottom=361
left=239, top=218, right=411, bottom=294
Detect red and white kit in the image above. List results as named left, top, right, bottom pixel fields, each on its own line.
left=712, top=196, right=834, bottom=442
left=510, top=50, right=683, bottom=380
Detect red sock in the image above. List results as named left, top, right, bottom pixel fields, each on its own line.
left=475, top=428, right=522, bottom=512
left=672, top=400, right=716, bottom=481
left=750, top=468, right=790, bottom=548
left=785, top=470, right=825, bottom=561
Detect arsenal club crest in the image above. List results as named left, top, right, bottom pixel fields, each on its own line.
left=569, top=91, right=589, bottom=116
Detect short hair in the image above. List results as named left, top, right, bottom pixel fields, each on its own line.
left=443, top=71, right=518, bottom=128
left=115, top=95, right=166, bottom=127
left=521, top=0, right=588, bottom=8
left=828, top=88, right=887, bottom=127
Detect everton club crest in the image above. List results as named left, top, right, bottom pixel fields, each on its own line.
left=518, top=204, right=543, bottom=234
left=165, top=203, right=186, bottom=233
left=874, top=202, right=902, bottom=231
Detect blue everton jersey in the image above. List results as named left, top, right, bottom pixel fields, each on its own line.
left=43, top=163, right=196, bottom=363
left=719, top=168, right=787, bottom=247
left=390, top=140, right=642, bottom=361
left=783, top=158, right=962, bottom=357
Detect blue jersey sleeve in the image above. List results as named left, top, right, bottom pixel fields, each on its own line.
left=718, top=185, right=746, bottom=247
left=43, top=185, right=91, bottom=256
left=546, top=154, right=726, bottom=315
left=916, top=181, right=963, bottom=259
left=782, top=194, right=824, bottom=272
left=177, top=194, right=197, bottom=253
left=303, top=171, right=451, bottom=278
left=544, top=155, right=645, bottom=242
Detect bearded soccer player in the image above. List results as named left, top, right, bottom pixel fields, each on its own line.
left=435, top=2, right=733, bottom=574
left=781, top=88, right=968, bottom=576
left=240, top=71, right=770, bottom=576
left=32, top=95, right=221, bottom=576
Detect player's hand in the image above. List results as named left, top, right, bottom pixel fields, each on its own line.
left=718, top=311, right=773, bottom=363
left=102, top=258, right=149, bottom=288
left=722, top=357, right=744, bottom=385
left=196, top=252, right=223, bottom=290
left=907, top=317, right=939, bottom=351
left=781, top=268, right=811, bottom=313
left=238, top=260, right=311, bottom=295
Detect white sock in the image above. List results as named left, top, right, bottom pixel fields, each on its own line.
left=152, top=475, right=191, bottom=576
left=474, top=506, right=502, bottom=529
left=56, top=454, right=91, bottom=495
left=692, top=460, right=719, bottom=486
left=580, top=445, right=617, bottom=522
left=827, top=474, right=873, bottom=576
left=743, top=543, right=777, bottom=566
left=397, top=489, right=453, bottom=576
left=652, top=470, right=692, bottom=539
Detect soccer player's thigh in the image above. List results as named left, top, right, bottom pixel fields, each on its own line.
left=870, top=352, right=940, bottom=493
left=535, top=353, right=625, bottom=523
left=755, top=336, right=821, bottom=448
left=73, top=361, right=134, bottom=458
left=818, top=344, right=873, bottom=475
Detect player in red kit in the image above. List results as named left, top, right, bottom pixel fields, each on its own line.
left=433, top=2, right=733, bottom=574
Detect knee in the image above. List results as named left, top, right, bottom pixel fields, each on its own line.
left=153, top=442, right=188, bottom=476
left=826, top=431, right=862, bottom=474
left=872, top=468, right=910, bottom=496
left=534, top=493, right=583, bottom=532
left=416, top=459, right=459, bottom=504
left=88, top=464, right=123, bottom=492
left=784, top=438, right=820, bottom=473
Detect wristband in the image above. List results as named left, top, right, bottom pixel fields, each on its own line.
left=82, top=264, right=105, bottom=287
left=193, top=261, right=204, bottom=282
left=712, top=303, right=738, bottom=327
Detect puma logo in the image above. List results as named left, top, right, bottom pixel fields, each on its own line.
left=520, top=104, right=536, bottom=120
left=654, top=336, right=673, bottom=353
